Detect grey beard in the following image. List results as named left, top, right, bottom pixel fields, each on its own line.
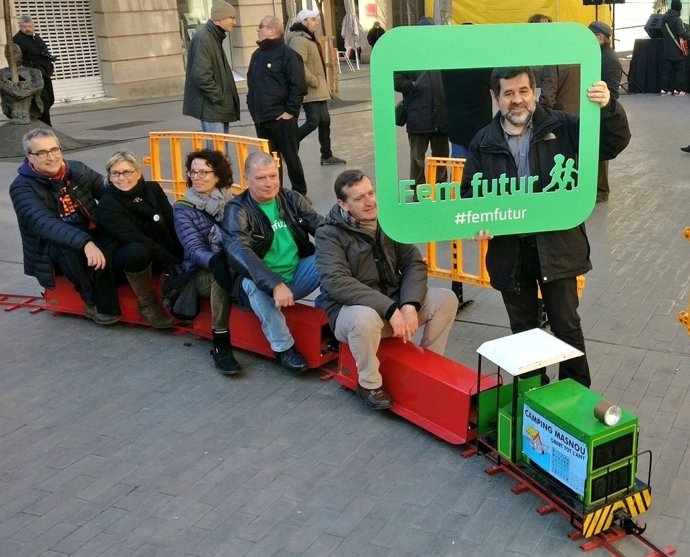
left=505, top=108, right=534, bottom=127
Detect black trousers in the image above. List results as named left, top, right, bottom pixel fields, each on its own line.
left=661, top=59, right=687, bottom=92
left=47, top=243, right=120, bottom=315
left=39, top=76, right=54, bottom=127
left=255, top=118, right=307, bottom=195
left=500, top=237, right=591, bottom=387
left=299, top=101, right=332, bottom=159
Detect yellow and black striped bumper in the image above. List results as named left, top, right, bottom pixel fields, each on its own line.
left=582, top=488, right=652, bottom=538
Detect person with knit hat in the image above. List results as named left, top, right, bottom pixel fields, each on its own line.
left=660, top=0, right=689, bottom=95
left=183, top=1, right=241, bottom=134
left=286, top=9, right=346, bottom=166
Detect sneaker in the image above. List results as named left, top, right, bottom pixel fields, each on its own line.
left=660, top=90, right=672, bottom=96
left=674, top=90, right=687, bottom=96
left=320, top=155, right=346, bottom=165
left=357, top=385, right=392, bottom=410
left=681, top=145, right=690, bottom=153
left=274, top=346, right=308, bottom=373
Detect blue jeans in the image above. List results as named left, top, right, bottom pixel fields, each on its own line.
left=241, top=255, right=320, bottom=352
left=201, top=121, right=230, bottom=134
left=451, top=143, right=468, bottom=158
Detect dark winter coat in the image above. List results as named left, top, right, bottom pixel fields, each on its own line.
left=662, top=9, right=690, bottom=61
left=96, top=178, right=181, bottom=269
left=460, top=100, right=631, bottom=293
left=173, top=199, right=218, bottom=272
left=539, top=65, right=581, bottom=115
left=601, top=44, right=622, bottom=99
left=9, top=160, right=105, bottom=288
left=222, top=189, right=323, bottom=294
left=182, top=20, right=240, bottom=123
left=394, top=71, right=448, bottom=135
left=442, top=67, right=492, bottom=147
left=13, top=31, right=54, bottom=77
left=314, top=205, right=428, bottom=331
left=367, top=26, right=385, bottom=47
left=247, top=37, right=307, bottom=123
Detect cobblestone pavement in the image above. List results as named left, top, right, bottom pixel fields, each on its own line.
left=0, top=68, right=688, bottom=556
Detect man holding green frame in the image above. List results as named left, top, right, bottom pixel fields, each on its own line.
left=460, top=67, right=630, bottom=388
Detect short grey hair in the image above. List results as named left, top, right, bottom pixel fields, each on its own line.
left=22, top=128, right=59, bottom=155
left=18, top=15, right=33, bottom=24
left=105, top=150, right=141, bottom=174
left=244, top=151, right=276, bottom=176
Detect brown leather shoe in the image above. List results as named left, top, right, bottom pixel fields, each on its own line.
left=357, top=385, right=392, bottom=410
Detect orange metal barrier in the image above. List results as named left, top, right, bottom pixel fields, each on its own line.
left=679, top=227, right=690, bottom=334
left=142, top=131, right=272, bottom=200
left=424, top=156, right=585, bottom=299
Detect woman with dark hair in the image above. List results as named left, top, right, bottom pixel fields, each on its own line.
left=173, top=149, right=241, bottom=375
left=97, top=150, right=181, bottom=328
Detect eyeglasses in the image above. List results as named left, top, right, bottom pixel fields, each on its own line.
left=109, top=169, right=137, bottom=179
left=29, top=147, right=61, bottom=159
left=187, top=169, right=214, bottom=178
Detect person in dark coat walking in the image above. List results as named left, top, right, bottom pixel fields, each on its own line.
left=13, top=15, right=56, bottom=126
left=182, top=0, right=240, bottom=133
left=96, top=151, right=182, bottom=329
left=393, top=18, right=448, bottom=186
left=9, top=129, right=120, bottom=325
left=660, top=0, right=689, bottom=95
left=247, top=16, right=309, bottom=196
left=461, top=67, right=631, bottom=388
left=367, top=22, right=385, bottom=47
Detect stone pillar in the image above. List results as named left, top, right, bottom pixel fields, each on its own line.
left=92, top=0, right=185, bottom=100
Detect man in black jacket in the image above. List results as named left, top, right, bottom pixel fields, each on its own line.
left=247, top=16, right=309, bottom=196
left=9, top=129, right=120, bottom=325
left=315, top=170, right=458, bottom=410
left=461, top=67, right=631, bottom=387
left=223, top=152, right=323, bottom=373
left=13, top=15, right=56, bottom=126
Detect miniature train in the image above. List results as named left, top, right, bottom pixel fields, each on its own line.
left=18, top=276, right=654, bottom=544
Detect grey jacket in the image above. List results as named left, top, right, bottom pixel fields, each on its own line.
left=314, top=204, right=428, bottom=330
left=183, top=20, right=240, bottom=123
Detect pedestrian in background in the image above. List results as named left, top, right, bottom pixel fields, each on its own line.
left=367, top=22, right=385, bottom=48
left=394, top=17, right=449, bottom=186
left=13, top=15, right=57, bottom=126
left=287, top=9, right=346, bottom=166
left=247, top=16, right=309, bottom=196
left=182, top=0, right=240, bottom=134
left=660, top=0, right=689, bottom=96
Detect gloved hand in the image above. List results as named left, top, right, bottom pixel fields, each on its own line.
left=208, top=253, right=236, bottom=291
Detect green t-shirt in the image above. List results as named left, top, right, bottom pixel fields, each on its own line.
left=258, top=199, right=300, bottom=284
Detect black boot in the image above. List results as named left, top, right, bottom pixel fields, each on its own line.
left=211, top=329, right=241, bottom=376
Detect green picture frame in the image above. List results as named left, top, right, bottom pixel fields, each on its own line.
left=371, top=23, right=601, bottom=243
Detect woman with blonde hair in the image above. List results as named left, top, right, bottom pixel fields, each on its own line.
left=97, top=150, right=181, bottom=328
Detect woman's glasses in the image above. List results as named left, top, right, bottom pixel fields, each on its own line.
left=187, top=169, right=214, bottom=178
left=109, top=170, right=137, bottom=179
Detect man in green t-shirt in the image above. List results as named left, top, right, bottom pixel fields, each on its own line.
left=223, top=152, right=324, bottom=373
